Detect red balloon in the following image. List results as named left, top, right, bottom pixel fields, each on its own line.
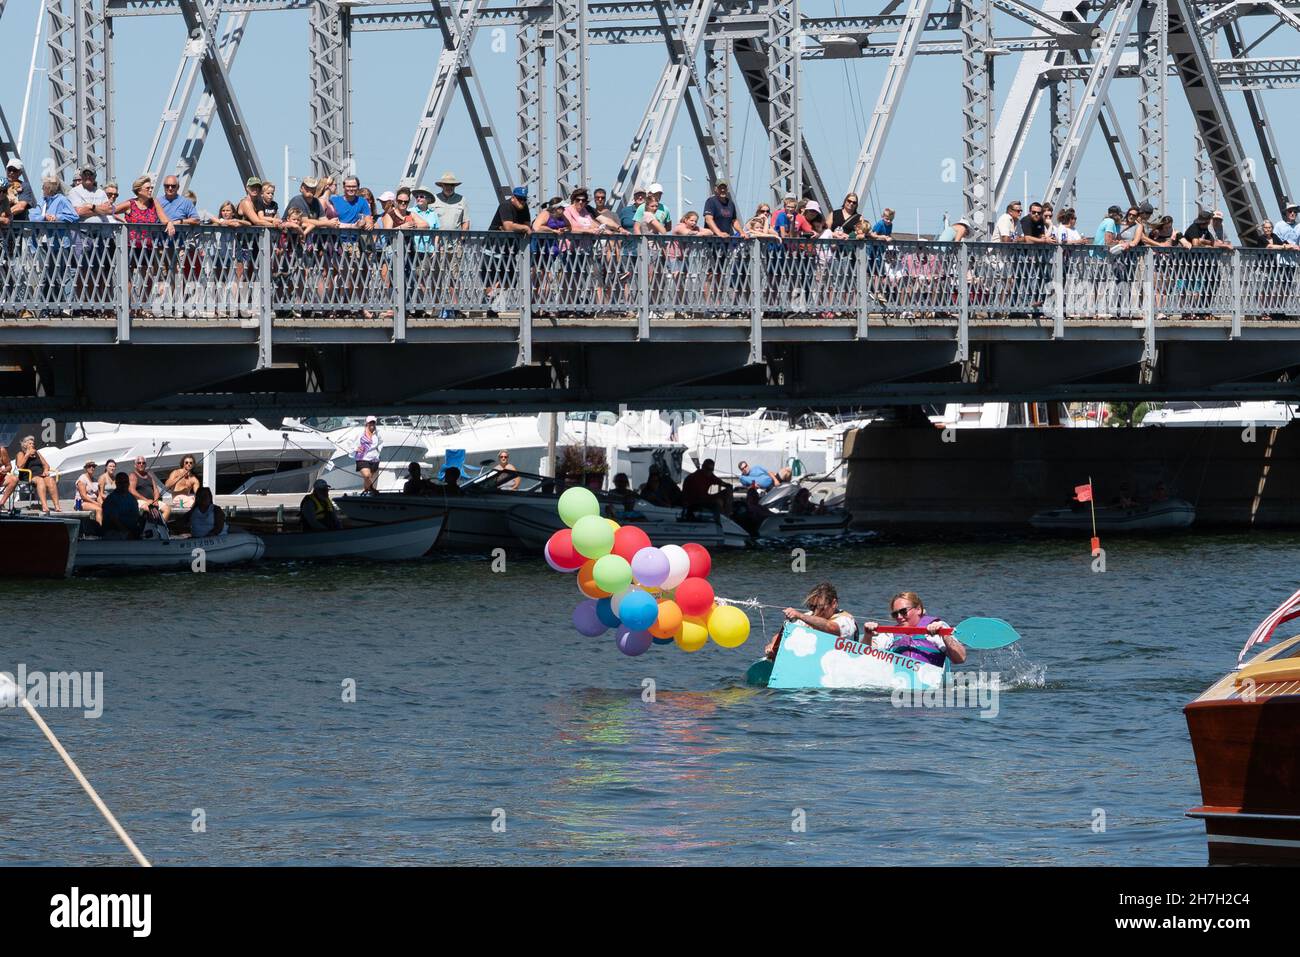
left=683, top=542, right=712, bottom=579
left=612, top=525, right=653, bottom=563
left=546, top=529, right=586, bottom=570
left=675, top=577, right=716, bottom=617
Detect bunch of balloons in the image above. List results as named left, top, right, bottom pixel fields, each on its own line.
left=547, top=486, right=751, bottom=657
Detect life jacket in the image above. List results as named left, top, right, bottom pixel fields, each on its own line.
left=303, top=493, right=335, bottom=527
left=889, top=614, right=947, bottom=666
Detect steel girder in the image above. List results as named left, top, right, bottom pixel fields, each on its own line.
left=553, top=0, right=590, bottom=196
left=1222, top=17, right=1292, bottom=211
left=517, top=17, right=546, bottom=199
left=1137, top=0, right=1168, bottom=209
left=1168, top=0, right=1268, bottom=233
left=846, top=0, right=935, bottom=202
left=309, top=0, right=351, bottom=179
left=961, top=0, right=994, bottom=231
left=47, top=0, right=113, bottom=184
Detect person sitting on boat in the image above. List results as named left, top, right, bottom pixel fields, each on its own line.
left=16, top=436, right=60, bottom=514
left=97, top=459, right=118, bottom=499
left=1111, top=482, right=1137, bottom=509
left=1152, top=482, right=1169, bottom=503
left=129, top=456, right=171, bottom=521
left=0, top=447, right=19, bottom=511
left=763, top=581, right=856, bottom=660
left=75, top=460, right=104, bottom=524
left=862, top=591, right=967, bottom=666
left=101, top=473, right=143, bottom=540
left=790, top=487, right=822, bottom=516
left=493, top=450, right=521, bottom=491
left=683, top=459, right=731, bottom=518
left=187, top=487, right=226, bottom=538
left=300, top=478, right=342, bottom=531
left=164, top=455, right=201, bottom=509
left=608, top=472, right=642, bottom=517
left=638, top=470, right=671, bottom=507
left=441, top=466, right=464, bottom=495
left=736, top=460, right=775, bottom=490
left=403, top=462, right=436, bottom=495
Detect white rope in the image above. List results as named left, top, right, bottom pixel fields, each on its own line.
left=2, top=676, right=151, bottom=867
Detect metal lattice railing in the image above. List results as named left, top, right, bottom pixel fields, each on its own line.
left=4, top=224, right=1300, bottom=333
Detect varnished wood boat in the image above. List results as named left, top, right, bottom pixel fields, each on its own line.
left=1185, top=631, right=1300, bottom=864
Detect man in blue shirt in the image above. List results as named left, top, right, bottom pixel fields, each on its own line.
left=703, top=181, right=747, bottom=238
left=619, top=188, right=646, bottom=232
left=159, top=176, right=199, bottom=224
left=736, top=460, right=775, bottom=490
left=1277, top=204, right=1300, bottom=245
left=331, top=176, right=373, bottom=240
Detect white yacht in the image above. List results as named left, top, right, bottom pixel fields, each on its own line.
left=39, top=421, right=336, bottom=502
left=1139, top=401, right=1298, bottom=427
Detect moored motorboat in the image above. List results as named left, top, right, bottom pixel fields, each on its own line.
left=0, top=516, right=81, bottom=578
left=1185, top=593, right=1300, bottom=863
left=1029, top=497, right=1195, bottom=532
left=257, top=515, right=445, bottom=561
left=73, top=531, right=265, bottom=572
left=506, top=502, right=748, bottom=551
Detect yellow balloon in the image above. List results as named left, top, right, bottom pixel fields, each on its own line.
left=674, top=616, right=709, bottom=653
left=707, top=604, right=751, bottom=648
left=605, top=518, right=621, bottom=532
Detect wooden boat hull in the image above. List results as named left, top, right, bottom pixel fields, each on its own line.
left=335, top=493, right=517, bottom=551
left=258, top=515, right=445, bottom=561
left=758, top=621, right=950, bottom=691
left=74, top=531, right=265, bottom=571
left=1030, top=497, right=1195, bottom=532
left=1185, top=633, right=1300, bottom=863
left=0, top=516, right=80, bottom=578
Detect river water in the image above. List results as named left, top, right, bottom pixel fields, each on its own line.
left=1, top=531, right=1289, bottom=866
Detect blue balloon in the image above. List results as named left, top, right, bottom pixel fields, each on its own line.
left=619, top=589, right=659, bottom=631
left=572, top=599, right=607, bottom=637
left=596, top=596, right=621, bottom=629
left=616, top=627, right=654, bottom=657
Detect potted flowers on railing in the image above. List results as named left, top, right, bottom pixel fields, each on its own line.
left=558, top=445, right=608, bottom=491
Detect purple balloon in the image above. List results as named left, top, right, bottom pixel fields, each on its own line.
left=630, top=546, right=670, bottom=588
left=545, top=541, right=570, bottom=573
left=616, top=627, right=654, bottom=657
left=573, top=599, right=608, bottom=637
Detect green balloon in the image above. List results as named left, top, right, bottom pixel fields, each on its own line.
left=571, top=514, right=614, bottom=559
left=593, top=553, right=633, bottom=594
left=558, top=486, right=600, bottom=528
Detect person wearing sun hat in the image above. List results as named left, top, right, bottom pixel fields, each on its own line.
left=433, top=171, right=469, bottom=231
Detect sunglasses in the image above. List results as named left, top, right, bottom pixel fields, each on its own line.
left=890, top=607, right=912, bottom=618
left=396, top=199, right=409, bottom=205
left=846, top=199, right=858, bottom=205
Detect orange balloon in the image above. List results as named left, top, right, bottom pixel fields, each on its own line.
left=577, top=559, right=612, bottom=599
left=648, top=599, right=684, bottom=639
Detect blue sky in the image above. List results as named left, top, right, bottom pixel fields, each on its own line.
left=2, top=0, right=1294, bottom=238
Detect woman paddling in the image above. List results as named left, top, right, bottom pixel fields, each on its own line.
left=763, top=581, right=857, bottom=660
left=862, top=591, right=967, bottom=665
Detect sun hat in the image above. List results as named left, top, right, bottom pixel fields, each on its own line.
left=436, top=171, right=462, bottom=186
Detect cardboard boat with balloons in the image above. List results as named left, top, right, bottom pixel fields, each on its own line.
left=549, top=487, right=752, bottom=656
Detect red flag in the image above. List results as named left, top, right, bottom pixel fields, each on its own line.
left=1074, top=483, right=1093, bottom=503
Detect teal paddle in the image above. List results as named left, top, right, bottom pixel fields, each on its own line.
left=742, top=617, right=1020, bottom=687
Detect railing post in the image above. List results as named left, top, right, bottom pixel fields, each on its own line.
left=957, top=242, right=969, bottom=361
left=1143, top=247, right=1156, bottom=367
left=115, top=224, right=130, bottom=343
left=855, top=241, right=869, bottom=338
left=1051, top=244, right=1064, bottom=339
left=637, top=235, right=650, bottom=339
left=517, top=236, right=532, bottom=365
left=748, top=239, right=762, bottom=365
left=1231, top=250, right=1242, bottom=338
left=393, top=235, right=407, bottom=343
left=258, top=227, right=273, bottom=369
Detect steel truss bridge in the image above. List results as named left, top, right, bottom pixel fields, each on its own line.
left=6, top=223, right=1300, bottom=416
left=4, top=1, right=1300, bottom=415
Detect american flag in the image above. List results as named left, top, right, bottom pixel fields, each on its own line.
left=1239, top=587, right=1300, bottom=663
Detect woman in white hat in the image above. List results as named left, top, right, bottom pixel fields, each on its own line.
left=355, top=416, right=383, bottom=494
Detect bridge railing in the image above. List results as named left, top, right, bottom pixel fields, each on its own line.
left=4, top=223, right=1300, bottom=334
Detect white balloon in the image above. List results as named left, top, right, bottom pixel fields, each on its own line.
left=660, top=544, right=691, bottom=590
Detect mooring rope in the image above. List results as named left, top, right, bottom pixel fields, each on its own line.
left=1, top=674, right=151, bottom=867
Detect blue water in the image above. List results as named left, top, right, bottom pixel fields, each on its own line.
left=1, top=532, right=1289, bottom=865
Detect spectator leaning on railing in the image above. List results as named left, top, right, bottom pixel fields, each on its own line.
left=5, top=157, right=34, bottom=221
